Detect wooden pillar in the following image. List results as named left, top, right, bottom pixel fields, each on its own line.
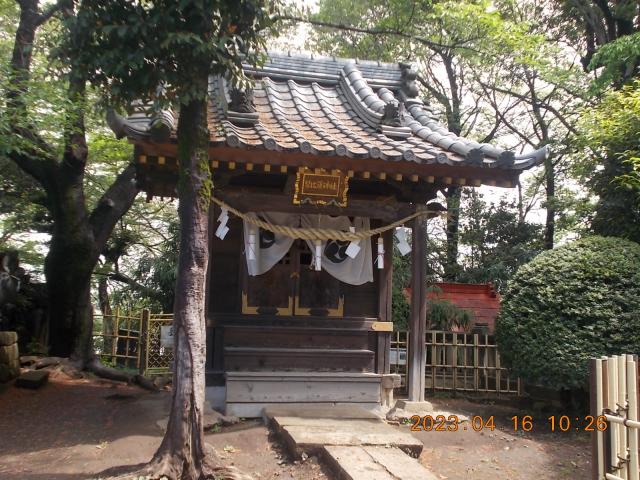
left=407, top=210, right=427, bottom=401
left=377, top=229, right=393, bottom=374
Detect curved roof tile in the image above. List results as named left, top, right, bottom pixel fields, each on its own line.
left=113, top=52, right=547, bottom=173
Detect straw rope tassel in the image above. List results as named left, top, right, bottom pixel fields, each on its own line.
left=211, top=195, right=443, bottom=241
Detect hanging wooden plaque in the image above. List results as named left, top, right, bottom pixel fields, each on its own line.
left=293, top=168, right=349, bottom=207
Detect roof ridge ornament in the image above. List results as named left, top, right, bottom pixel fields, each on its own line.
left=399, top=63, right=419, bottom=98
left=379, top=99, right=412, bottom=139
left=225, top=82, right=259, bottom=125
left=229, top=86, right=256, bottom=113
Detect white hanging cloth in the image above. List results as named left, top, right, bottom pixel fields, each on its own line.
left=241, top=214, right=374, bottom=285
left=301, top=216, right=373, bottom=286
left=243, top=212, right=296, bottom=276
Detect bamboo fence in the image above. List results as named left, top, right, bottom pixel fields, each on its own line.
left=591, top=355, right=640, bottom=480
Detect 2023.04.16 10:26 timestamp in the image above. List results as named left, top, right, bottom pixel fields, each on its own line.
left=408, top=415, right=609, bottom=432
left=511, top=415, right=608, bottom=432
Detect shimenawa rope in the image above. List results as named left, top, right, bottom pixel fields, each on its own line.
left=211, top=195, right=442, bottom=241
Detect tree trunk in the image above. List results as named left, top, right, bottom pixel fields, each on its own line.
left=543, top=154, right=555, bottom=250
left=443, top=186, right=461, bottom=281
left=45, top=174, right=99, bottom=358
left=8, top=1, right=140, bottom=362
left=145, top=76, right=219, bottom=480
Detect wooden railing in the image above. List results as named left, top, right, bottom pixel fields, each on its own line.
left=591, top=355, right=639, bottom=480
left=391, top=330, right=521, bottom=396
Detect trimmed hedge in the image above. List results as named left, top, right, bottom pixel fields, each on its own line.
left=495, top=236, right=640, bottom=390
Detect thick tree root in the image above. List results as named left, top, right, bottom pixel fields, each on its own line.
left=99, top=451, right=254, bottom=480
left=86, top=357, right=158, bottom=391
left=31, top=356, right=158, bottom=391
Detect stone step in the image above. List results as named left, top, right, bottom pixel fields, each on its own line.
left=264, top=404, right=422, bottom=459
left=15, top=370, right=49, bottom=389
left=323, top=446, right=438, bottom=480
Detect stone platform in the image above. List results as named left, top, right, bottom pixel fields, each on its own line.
left=264, top=404, right=436, bottom=480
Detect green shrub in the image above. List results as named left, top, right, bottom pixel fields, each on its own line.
left=495, top=236, right=640, bottom=390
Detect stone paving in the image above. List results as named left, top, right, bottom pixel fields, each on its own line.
left=264, top=404, right=437, bottom=480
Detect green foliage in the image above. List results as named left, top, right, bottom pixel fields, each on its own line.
left=426, top=286, right=473, bottom=331
left=457, top=190, right=544, bottom=292
left=66, top=0, right=283, bottom=108
left=589, top=32, right=640, bottom=91
left=391, top=242, right=411, bottom=329
left=495, top=236, right=640, bottom=390
left=576, top=81, right=640, bottom=243
left=112, top=219, right=180, bottom=313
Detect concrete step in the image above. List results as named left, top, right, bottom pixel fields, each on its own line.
left=324, top=446, right=438, bottom=480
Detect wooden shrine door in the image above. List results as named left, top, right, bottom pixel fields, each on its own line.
left=242, top=240, right=344, bottom=316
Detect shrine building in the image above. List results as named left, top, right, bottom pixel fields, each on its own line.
left=108, top=52, right=546, bottom=416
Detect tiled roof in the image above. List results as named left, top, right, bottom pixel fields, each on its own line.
left=109, top=52, right=546, bottom=172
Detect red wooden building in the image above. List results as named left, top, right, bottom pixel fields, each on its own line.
left=428, top=283, right=501, bottom=333
left=109, top=52, right=544, bottom=416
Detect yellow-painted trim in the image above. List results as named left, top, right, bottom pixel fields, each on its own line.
left=371, top=321, right=394, bottom=332
left=241, top=291, right=293, bottom=316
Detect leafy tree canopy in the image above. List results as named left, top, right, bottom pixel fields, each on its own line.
left=575, top=80, right=640, bottom=243
left=496, top=236, right=640, bottom=390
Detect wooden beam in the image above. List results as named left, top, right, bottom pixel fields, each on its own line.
left=215, top=189, right=415, bottom=221
left=134, top=143, right=521, bottom=187
left=407, top=209, right=427, bottom=402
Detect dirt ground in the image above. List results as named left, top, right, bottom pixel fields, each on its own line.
left=0, top=373, right=591, bottom=480
left=0, top=372, right=327, bottom=480
left=413, top=396, right=592, bottom=479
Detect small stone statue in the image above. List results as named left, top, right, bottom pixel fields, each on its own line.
left=381, top=100, right=407, bottom=127
left=229, top=87, right=256, bottom=113
left=400, top=63, right=420, bottom=98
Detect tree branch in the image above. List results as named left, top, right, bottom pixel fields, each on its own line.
left=35, top=0, right=69, bottom=26
left=89, top=164, right=140, bottom=249
left=275, top=15, right=480, bottom=52
left=104, top=271, right=160, bottom=299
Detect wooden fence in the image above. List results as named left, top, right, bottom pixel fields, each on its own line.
left=92, top=309, right=173, bottom=376
left=591, top=355, right=639, bottom=480
left=391, top=330, right=521, bottom=396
